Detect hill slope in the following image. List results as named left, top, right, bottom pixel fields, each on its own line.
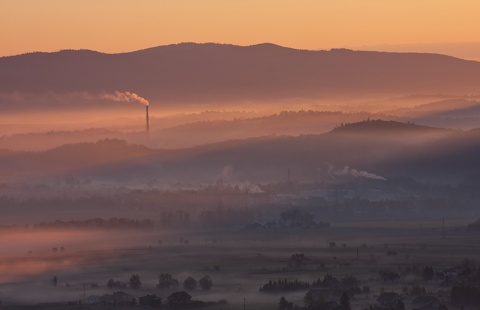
left=3, top=121, right=479, bottom=183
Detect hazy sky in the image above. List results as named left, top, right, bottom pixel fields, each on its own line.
left=1, top=0, right=480, bottom=58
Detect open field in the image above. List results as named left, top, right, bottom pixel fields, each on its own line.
left=1, top=218, right=480, bottom=309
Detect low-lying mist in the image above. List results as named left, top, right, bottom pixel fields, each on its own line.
left=0, top=229, right=164, bottom=282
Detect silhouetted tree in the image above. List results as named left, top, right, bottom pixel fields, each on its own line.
left=184, top=277, right=197, bottom=290
left=321, top=274, right=340, bottom=288
left=423, top=266, right=434, bottom=281
left=199, top=275, right=213, bottom=290
left=260, top=279, right=311, bottom=293
left=107, top=278, right=126, bottom=289
left=157, top=273, right=179, bottom=290
left=340, top=292, right=351, bottom=310
left=107, top=278, right=115, bottom=288
left=278, top=296, right=293, bottom=310
left=129, top=274, right=142, bottom=289
left=52, top=276, right=57, bottom=287
left=304, top=290, right=320, bottom=308
left=279, top=297, right=288, bottom=310
left=288, top=253, right=307, bottom=270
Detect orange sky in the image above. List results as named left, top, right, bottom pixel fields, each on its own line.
left=1, top=0, right=480, bottom=58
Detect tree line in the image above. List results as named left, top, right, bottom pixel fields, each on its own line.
left=105, top=273, right=213, bottom=291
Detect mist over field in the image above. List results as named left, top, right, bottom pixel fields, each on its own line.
left=1, top=43, right=480, bottom=310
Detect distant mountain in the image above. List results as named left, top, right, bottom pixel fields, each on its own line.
left=0, top=111, right=376, bottom=151
left=1, top=43, right=480, bottom=110
left=386, top=99, right=480, bottom=117
left=158, top=111, right=378, bottom=148
left=414, top=99, right=479, bottom=112
left=410, top=100, right=480, bottom=129
left=381, top=98, right=480, bottom=129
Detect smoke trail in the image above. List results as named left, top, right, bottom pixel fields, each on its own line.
left=328, top=165, right=387, bottom=181
left=237, top=182, right=265, bottom=194
left=101, top=91, right=149, bottom=106
left=219, top=165, right=234, bottom=180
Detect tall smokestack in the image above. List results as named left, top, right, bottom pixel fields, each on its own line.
left=146, top=105, right=150, bottom=135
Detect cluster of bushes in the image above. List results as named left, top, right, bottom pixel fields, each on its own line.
left=311, top=274, right=339, bottom=288
left=260, top=279, right=311, bottom=293
left=260, top=275, right=367, bottom=295
left=107, top=279, right=127, bottom=289
left=287, top=253, right=308, bottom=270
left=157, top=273, right=179, bottom=290
left=104, top=273, right=214, bottom=292
left=106, top=275, right=142, bottom=290
left=467, top=218, right=480, bottom=230
left=157, top=273, right=213, bottom=291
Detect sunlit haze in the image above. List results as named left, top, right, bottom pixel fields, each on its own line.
left=1, top=0, right=480, bottom=59
left=3, top=1, right=480, bottom=308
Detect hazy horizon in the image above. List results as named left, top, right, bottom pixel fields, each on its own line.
left=3, top=1, right=480, bottom=309
left=3, top=0, right=480, bottom=58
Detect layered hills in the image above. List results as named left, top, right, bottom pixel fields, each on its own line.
left=1, top=120, right=478, bottom=184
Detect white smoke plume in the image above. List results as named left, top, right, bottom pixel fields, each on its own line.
left=328, top=165, right=387, bottom=181
left=237, top=182, right=265, bottom=194
left=101, top=91, right=149, bottom=106
left=219, top=165, right=234, bottom=180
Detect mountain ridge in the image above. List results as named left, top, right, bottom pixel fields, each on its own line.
left=3, top=42, right=475, bottom=60
left=2, top=43, right=480, bottom=111
left=331, top=119, right=448, bottom=134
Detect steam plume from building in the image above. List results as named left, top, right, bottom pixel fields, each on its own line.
left=328, top=165, right=387, bottom=181
left=101, top=91, right=149, bottom=106
left=100, top=90, right=150, bottom=135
